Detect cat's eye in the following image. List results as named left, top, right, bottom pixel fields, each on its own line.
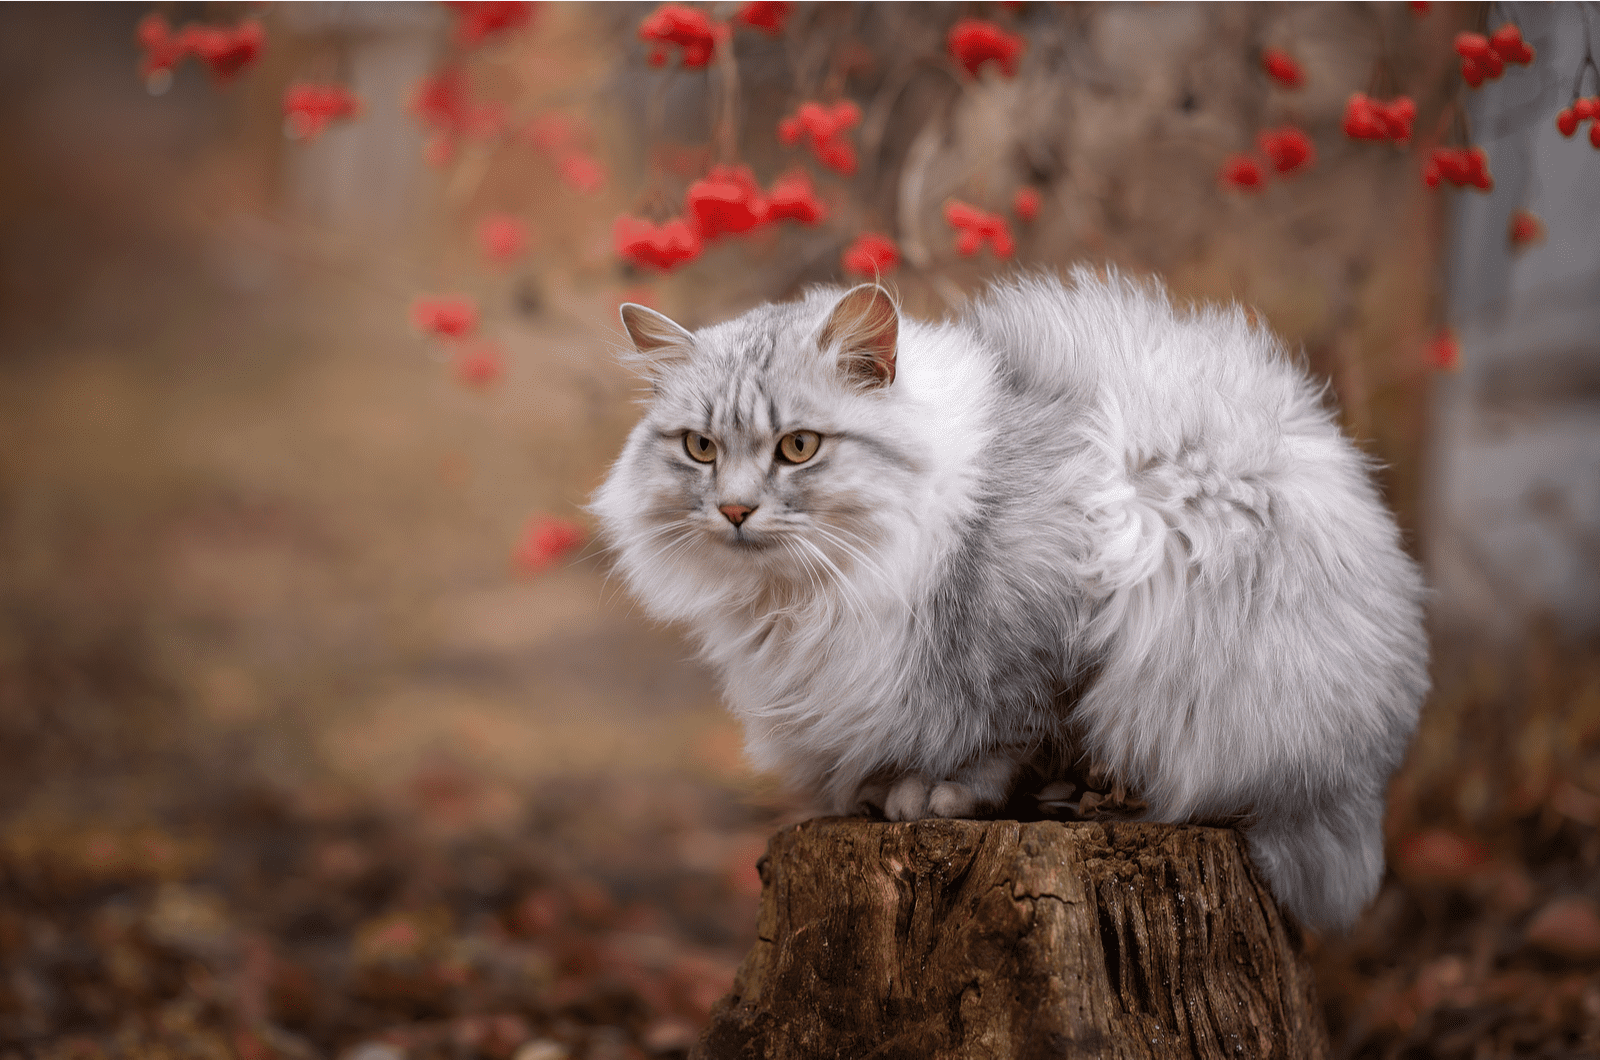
left=683, top=431, right=717, bottom=463
left=776, top=431, right=821, bottom=464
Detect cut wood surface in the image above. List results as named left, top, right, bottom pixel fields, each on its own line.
left=693, top=817, right=1329, bottom=1060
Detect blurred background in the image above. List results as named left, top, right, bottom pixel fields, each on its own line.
left=0, top=3, right=1596, bottom=1059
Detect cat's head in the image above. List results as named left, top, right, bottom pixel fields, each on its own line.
left=592, top=285, right=916, bottom=622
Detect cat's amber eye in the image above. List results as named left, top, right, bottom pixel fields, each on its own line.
left=776, top=431, right=821, bottom=464
left=683, top=431, right=717, bottom=463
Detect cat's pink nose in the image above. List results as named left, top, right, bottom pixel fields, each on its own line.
left=719, top=503, right=755, bottom=526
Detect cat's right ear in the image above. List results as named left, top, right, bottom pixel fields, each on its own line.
left=821, top=284, right=897, bottom=390
left=619, top=303, right=694, bottom=377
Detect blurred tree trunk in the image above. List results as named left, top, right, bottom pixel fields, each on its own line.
left=693, top=818, right=1328, bottom=1060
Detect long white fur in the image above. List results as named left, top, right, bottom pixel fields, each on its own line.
left=591, top=270, right=1428, bottom=931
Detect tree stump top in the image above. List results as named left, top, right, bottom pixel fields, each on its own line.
left=695, top=817, right=1328, bottom=1060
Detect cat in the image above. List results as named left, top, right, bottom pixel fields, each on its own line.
left=591, top=269, right=1429, bottom=931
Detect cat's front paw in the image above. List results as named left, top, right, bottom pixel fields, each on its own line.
left=928, top=782, right=982, bottom=818
left=884, top=774, right=929, bottom=820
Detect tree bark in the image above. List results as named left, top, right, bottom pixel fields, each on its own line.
left=693, top=817, right=1329, bottom=1060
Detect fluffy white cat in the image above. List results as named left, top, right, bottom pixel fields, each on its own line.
left=591, top=270, right=1428, bottom=931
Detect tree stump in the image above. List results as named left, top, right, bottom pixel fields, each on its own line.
left=692, top=818, right=1329, bottom=1060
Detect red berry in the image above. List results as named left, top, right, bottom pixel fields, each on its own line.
left=1576, top=98, right=1599, bottom=120
left=1258, top=126, right=1314, bottom=175
left=1591, top=122, right=1600, bottom=149
left=1219, top=154, right=1265, bottom=190
left=1261, top=48, right=1304, bottom=89
left=1342, top=93, right=1385, bottom=140
left=412, top=296, right=478, bottom=340
left=282, top=83, right=360, bottom=140
left=1408, top=0, right=1431, bottom=13
left=947, top=19, right=1025, bottom=78
left=454, top=344, right=505, bottom=388
left=736, top=1, right=791, bottom=34
left=183, top=19, right=264, bottom=81
left=1460, top=56, right=1486, bottom=88
left=1508, top=209, right=1543, bottom=248
left=477, top=214, right=528, bottom=265
left=513, top=516, right=585, bottom=575
left=445, top=2, right=537, bottom=47
left=841, top=233, right=900, bottom=277
left=1378, top=97, right=1417, bottom=143
left=558, top=152, right=606, bottom=194
left=1557, top=108, right=1580, bottom=137
left=765, top=170, right=827, bottom=225
left=1013, top=187, right=1040, bottom=222
left=1424, top=330, right=1459, bottom=372
left=1454, top=32, right=1492, bottom=60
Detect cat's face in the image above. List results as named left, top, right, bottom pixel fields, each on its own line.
left=593, top=286, right=911, bottom=614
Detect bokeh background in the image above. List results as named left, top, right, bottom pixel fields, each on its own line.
left=1, top=3, right=1597, bottom=1059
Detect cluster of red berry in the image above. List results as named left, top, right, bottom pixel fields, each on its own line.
left=614, top=166, right=828, bottom=273
left=1455, top=25, right=1535, bottom=89
left=412, top=297, right=506, bottom=388
left=639, top=4, right=721, bottom=68
left=1220, top=47, right=1316, bottom=191
left=946, top=19, right=1025, bottom=79
left=1423, top=147, right=1494, bottom=191
left=1342, top=93, right=1417, bottom=144
left=612, top=218, right=703, bottom=272
left=945, top=201, right=1016, bottom=259
left=778, top=101, right=862, bottom=176
left=410, top=68, right=507, bottom=165
left=1556, top=98, right=1600, bottom=148
left=136, top=14, right=263, bottom=83
left=638, top=2, right=793, bottom=68
left=1220, top=126, right=1315, bottom=191
left=282, top=84, right=361, bottom=141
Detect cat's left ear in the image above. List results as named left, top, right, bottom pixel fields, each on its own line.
left=620, top=303, right=694, bottom=376
left=821, top=284, right=897, bottom=389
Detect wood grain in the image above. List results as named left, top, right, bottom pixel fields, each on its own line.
left=693, top=817, right=1329, bottom=1059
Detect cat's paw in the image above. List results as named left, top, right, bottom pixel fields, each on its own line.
left=884, top=774, right=929, bottom=820
left=928, top=782, right=981, bottom=818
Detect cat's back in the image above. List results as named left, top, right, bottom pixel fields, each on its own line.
left=964, top=270, right=1331, bottom=457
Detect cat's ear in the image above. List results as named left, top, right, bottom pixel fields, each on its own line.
left=821, top=284, right=897, bottom=389
left=619, top=303, right=694, bottom=376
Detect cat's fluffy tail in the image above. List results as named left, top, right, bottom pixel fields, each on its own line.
left=1241, top=790, right=1388, bottom=931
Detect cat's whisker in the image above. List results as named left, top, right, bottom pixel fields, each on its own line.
left=808, top=524, right=915, bottom=625
left=792, top=536, right=873, bottom=628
